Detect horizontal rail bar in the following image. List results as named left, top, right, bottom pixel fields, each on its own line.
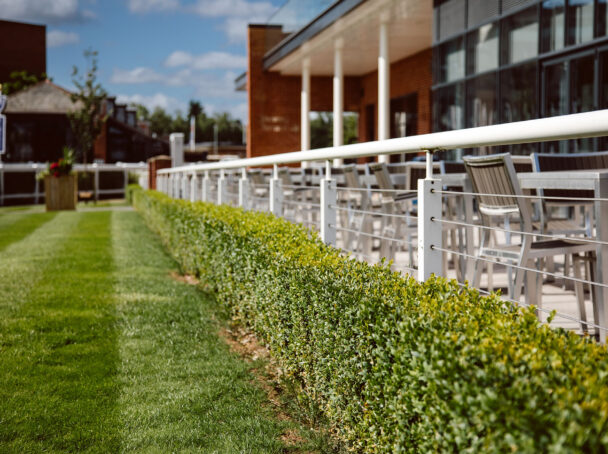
left=159, top=110, right=608, bottom=174
left=331, top=205, right=417, bottom=220
left=434, top=218, right=608, bottom=246
left=436, top=189, right=608, bottom=203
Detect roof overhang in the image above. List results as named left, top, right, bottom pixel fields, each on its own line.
left=264, top=0, right=432, bottom=77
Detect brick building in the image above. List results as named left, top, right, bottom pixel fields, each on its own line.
left=0, top=19, right=46, bottom=83
left=239, top=0, right=608, bottom=160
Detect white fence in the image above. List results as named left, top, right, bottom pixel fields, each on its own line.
left=0, top=162, right=148, bottom=205
left=157, top=110, right=608, bottom=343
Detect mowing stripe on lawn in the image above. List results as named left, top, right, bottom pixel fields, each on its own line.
left=112, top=210, right=319, bottom=453
left=0, top=211, right=57, bottom=252
left=0, top=211, right=120, bottom=453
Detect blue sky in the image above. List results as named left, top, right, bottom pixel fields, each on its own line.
left=0, top=0, right=286, bottom=121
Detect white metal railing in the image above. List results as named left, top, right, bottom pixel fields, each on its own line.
left=0, top=162, right=148, bottom=205
left=158, top=110, right=608, bottom=342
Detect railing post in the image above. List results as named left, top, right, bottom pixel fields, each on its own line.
left=190, top=173, right=198, bottom=202
left=217, top=169, right=226, bottom=205
left=321, top=160, right=337, bottom=246
left=418, top=150, right=442, bottom=282
left=238, top=167, right=250, bottom=210
left=269, top=164, right=283, bottom=216
left=94, top=165, right=99, bottom=202
left=202, top=171, right=210, bottom=202
left=182, top=173, right=190, bottom=200
left=174, top=174, right=180, bottom=199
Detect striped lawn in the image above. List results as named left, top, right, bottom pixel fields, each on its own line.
left=0, top=209, right=324, bottom=453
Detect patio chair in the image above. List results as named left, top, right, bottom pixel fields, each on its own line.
left=368, top=162, right=418, bottom=267
left=341, top=164, right=373, bottom=258
left=278, top=167, right=317, bottom=221
left=463, top=153, right=596, bottom=331
left=248, top=169, right=269, bottom=211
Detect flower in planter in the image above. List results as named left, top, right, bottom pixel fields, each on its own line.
left=38, top=147, right=75, bottom=180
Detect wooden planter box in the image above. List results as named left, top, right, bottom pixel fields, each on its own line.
left=45, top=175, right=77, bottom=211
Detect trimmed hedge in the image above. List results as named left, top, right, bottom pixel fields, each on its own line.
left=130, top=186, right=608, bottom=453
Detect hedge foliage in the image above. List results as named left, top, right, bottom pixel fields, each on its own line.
left=130, top=186, right=608, bottom=453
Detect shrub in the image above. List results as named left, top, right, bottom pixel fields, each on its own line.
left=130, top=186, right=608, bottom=453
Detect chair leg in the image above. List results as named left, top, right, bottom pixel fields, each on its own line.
left=572, top=254, right=588, bottom=334
left=511, top=260, right=527, bottom=302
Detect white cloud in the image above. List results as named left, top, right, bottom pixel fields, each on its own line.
left=164, top=51, right=246, bottom=70
left=190, top=0, right=277, bottom=42
left=111, top=66, right=244, bottom=102
left=47, top=30, right=80, bottom=48
left=127, top=0, right=179, bottom=13
left=0, top=0, right=94, bottom=24
left=116, top=93, right=185, bottom=113
left=191, top=0, right=276, bottom=18
left=110, top=67, right=166, bottom=84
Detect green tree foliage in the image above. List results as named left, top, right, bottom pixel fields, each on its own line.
left=68, top=49, right=108, bottom=165
left=144, top=101, right=244, bottom=145
left=1, top=70, right=50, bottom=95
left=311, top=112, right=358, bottom=149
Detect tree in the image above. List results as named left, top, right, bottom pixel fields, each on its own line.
left=130, top=103, right=150, bottom=122
left=188, top=100, right=203, bottom=120
left=68, top=49, right=107, bottom=165
left=1, top=70, right=50, bottom=95
left=149, top=106, right=173, bottom=137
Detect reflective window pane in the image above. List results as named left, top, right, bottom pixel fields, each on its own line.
left=500, top=62, right=537, bottom=123
left=438, top=37, right=465, bottom=83
left=599, top=51, right=608, bottom=149
left=570, top=54, right=595, bottom=152
left=599, top=0, right=608, bottom=37
left=570, top=55, right=594, bottom=114
left=544, top=61, right=567, bottom=117
left=567, top=0, right=593, bottom=46
left=390, top=94, right=418, bottom=138
left=467, top=23, right=499, bottom=74
left=466, top=73, right=497, bottom=128
left=541, top=0, right=565, bottom=53
left=434, top=83, right=464, bottom=131
left=501, top=6, right=538, bottom=65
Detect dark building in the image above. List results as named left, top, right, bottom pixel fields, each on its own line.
left=3, top=81, right=168, bottom=163
left=432, top=0, right=608, bottom=156
left=0, top=19, right=46, bottom=83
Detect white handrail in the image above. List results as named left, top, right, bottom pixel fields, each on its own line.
left=158, top=110, right=608, bottom=174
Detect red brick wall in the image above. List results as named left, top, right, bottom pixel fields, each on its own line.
left=247, top=26, right=431, bottom=157
left=0, top=20, right=46, bottom=83
left=358, top=48, right=432, bottom=142
left=148, top=156, right=172, bottom=190
left=247, top=25, right=301, bottom=159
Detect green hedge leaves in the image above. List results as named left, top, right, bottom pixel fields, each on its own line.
left=130, top=186, right=608, bottom=453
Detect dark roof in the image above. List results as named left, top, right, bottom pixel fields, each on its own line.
left=5, top=80, right=83, bottom=114
left=263, top=0, right=367, bottom=70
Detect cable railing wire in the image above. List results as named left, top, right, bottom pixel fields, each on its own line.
left=454, top=281, right=606, bottom=333
left=434, top=217, right=608, bottom=247
left=431, top=245, right=608, bottom=290
left=435, top=189, right=608, bottom=203
left=330, top=205, right=418, bottom=220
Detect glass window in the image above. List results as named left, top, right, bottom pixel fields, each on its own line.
left=567, top=0, right=593, bottom=46
left=544, top=61, right=568, bottom=117
left=434, top=83, right=464, bottom=131
left=467, top=23, right=499, bottom=74
left=390, top=94, right=417, bottom=138
left=466, top=73, right=497, bottom=128
left=438, top=37, right=465, bottom=83
left=501, top=6, right=538, bottom=65
left=570, top=54, right=595, bottom=113
left=541, top=0, right=565, bottom=53
left=599, top=0, right=608, bottom=37
left=500, top=62, right=537, bottom=123
left=599, top=51, right=608, bottom=149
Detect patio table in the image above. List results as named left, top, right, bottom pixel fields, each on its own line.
left=440, top=170, right=608, bottom=342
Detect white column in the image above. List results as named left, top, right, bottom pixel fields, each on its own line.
left=378, top=15, right=390, bottom=163
left=169, top=132, right=185, bottom=167
left=333, top=39, right=344, bottom=167
left=301, top=58, right=311, bottom=168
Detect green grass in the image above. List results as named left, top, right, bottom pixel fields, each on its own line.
left=0, top=209, right=327, bottom=453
